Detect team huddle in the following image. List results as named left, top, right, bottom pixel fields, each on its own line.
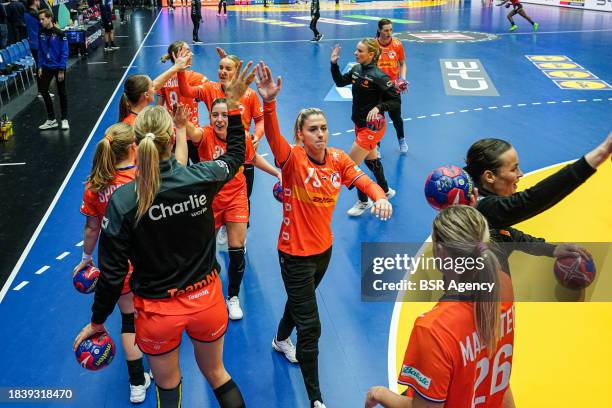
left=69, top=14, right=612, bottom=408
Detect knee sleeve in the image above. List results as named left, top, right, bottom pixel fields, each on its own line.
left=121, top=312, right=135, bottom=334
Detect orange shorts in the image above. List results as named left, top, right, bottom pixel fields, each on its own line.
left=355, top=122, right=387, bottom=151
left=213, top=190, right=249, bottom=229
left=133, top=275, right=228, bottom=355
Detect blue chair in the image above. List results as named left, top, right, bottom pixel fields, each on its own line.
left=8, top=44, right=30, bottom=88
left=14, top=42, right=35, bottom=82
left=0, top=53, right=16, bottom=103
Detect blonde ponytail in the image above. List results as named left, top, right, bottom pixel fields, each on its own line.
left=87, top=123, right=135, bottom=193
left=133, top=106, right=174, bottom=222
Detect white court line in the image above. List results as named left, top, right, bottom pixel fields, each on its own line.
left=430, top=113, right=440, bottom=117
left=75, top=241, right=84, bottom=247
left=577, top=99, right=587, bottom=102
left=517, top=103, right=527, bottom=107
left=0, top=11, right=163, bottom=304
left=346, top=129, right=355, bottom=132
left=87, top=62, right=108, bottom=65
left=34, top=266, right=50, bottom=275
left=488, top=106, right=498, bottom=109
left=502, top=105, right=512, bottom=108
left=56, top=252, right=70, bottom=260
left=12, top=281, right=29, bottom=291
left=445, top=112, right=455, bottom=115
left=562, top=100, right=572, bottom=103
left=260, top=153, right=269, bottom=157
left=332, top=132, right=342, bottom=136
left=0, top=162, right=26, bottom=166
left=532, top=102, right=542, bottom=105
left=547, top=101, right=557, bottom=104
left=417, top=115, right=426, bottom=119
left=459, top=109, right=469, bottom=113
left=473, top=108, right=483, bottom=111
left=593, top=98, right=602, bottom=102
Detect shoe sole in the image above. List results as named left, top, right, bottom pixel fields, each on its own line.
left=272, top=339, right=298, bottom=363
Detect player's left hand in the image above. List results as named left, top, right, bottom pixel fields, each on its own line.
left=73, top=322, right=106, bottom=351
left=553, top=244, right=592, bottom=262
left=371, top=198, right=392, bottom=221
left=364, top=386, right=383, bottom=407
left=171, top=104, right=192, bottom=128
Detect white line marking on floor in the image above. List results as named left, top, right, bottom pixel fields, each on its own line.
left=547, top=101, right=557, bottom=104
left=332, top=132, right=342, bottom=136
left=417, top=115, right=426, bottom=119
left=502, top=105, right=512, bottom=108
left=35, top=266, right=50, bottom=275
left=75, top=241, right=83, bottom=247
left=577, top=99, right=587, bottom=102
left=346, top=129, right=354, bottom=133
left=0, top=0, right=163, bottom=304
left=87, top=62, right=108, bottom=65
left=445, top=112, right=455, bottom=115
left=430, top=113, right=440, bottom=117
left=473, top=108, right=483, bottom=111
left=404, top=118, right=412, bottom=121
left=56, top=252, right=70, bottom=260
left=517, top=103, right=527, bottom=107
left=459, top=109, right=469, bottom=113
left=488, top=106, right=498, bottom=109
left=0, top=162, right=26, bottom=166
left=13, top=281, right=29, bottom=291
left=532, top=102, right=541, bottom=105
left=593, top=98, right=602, bottom=101
left=608, top=98, right=612, bottom=101
left=260, top=153, right=269, bottom=157
left=562, top=100, right=572, bottom=103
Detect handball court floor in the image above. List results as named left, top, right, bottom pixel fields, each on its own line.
left=1, top=1, right=611, bottom=407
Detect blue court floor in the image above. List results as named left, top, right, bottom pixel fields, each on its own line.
left=0, top=1, right=610, bottom=407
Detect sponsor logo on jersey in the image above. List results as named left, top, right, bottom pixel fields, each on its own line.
left=214, top=160, right=229, bottom=175
left=401, top=365, right=432, bottom=389
left=148, top=194, right=208, bottom=221
left=101, top=217, right=109, bottom=230
left=331, top=172, right=341, bottom=188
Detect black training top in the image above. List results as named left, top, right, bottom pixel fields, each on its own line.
left=191, top=0, right=201, bottom=18
left=331, top=61, right=400, bottom=128
left=474, top=156, right=596, bottom=273
left=311, top=0, right=320, bottom=15
left=91, top=114, right=246, bottom=325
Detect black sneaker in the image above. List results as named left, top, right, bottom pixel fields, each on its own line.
left=310, top=37, right=318, bottom=43
left=316, top=34, right=324, bottom=42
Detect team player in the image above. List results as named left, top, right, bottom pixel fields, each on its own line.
left=158, top=40, right=209, bottom=163
left=218, top=0, right=227, bottom=16
left=73, top=61, right=255, bottom=408
left=365, top=205, right=515, bottom=408
left=331, top=39, right=400, bottom=216
left=497, top=0, right=538, bottom=32
left=173, top=49, right=265, bottom=243
left=119, top=75, right=156, bottom=125
left=464, top=134, right=612, bottom=275
left=73, top=123, right=151, bottom=403
left=376, top=19, right=409, bottom=153
left=188, top=97, right=281, bottom=320
left=255, top=62, right=392, bottom=408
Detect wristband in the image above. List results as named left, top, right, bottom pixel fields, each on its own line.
left=82, top=251, right=92, bottom=262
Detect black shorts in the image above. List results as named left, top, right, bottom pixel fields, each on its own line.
left=512, top=3, right=523, bottom=11
left=102, top=19, right=113, bottom=32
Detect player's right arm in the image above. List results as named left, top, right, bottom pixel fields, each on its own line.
left=330, top=44, right=353, bottom=87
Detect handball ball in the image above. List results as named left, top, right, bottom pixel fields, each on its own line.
left=73, top=264, right=100, bottom=294
left=554, top=255, right=596, bottom=289
left=273, top=181, right=283, bottom=203
left=366, top=114, right=385, bottom=132
left=75, top=332, right=115, bottom=371
left=424, top=165, right=474, bottom=210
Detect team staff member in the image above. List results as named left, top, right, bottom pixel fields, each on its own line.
left=73, top=61, right=255, bottom=408
left=309, top=0, right=322, bottom=42
left=331, top=39, right=400, bottom=216
left=376, top=19, right=408, bottom=153
left=365, top=205, right=515, bottom=408
left=99, top=0, right=118, bottom=50
left=73, top=123, right=151, bottom=404
left=174, top=50, right=264, bottom=242
left=37, top=9, right=69, bottom=131
left=191, top=0, right=203, bottom=43
left=189, top=98, right=281, bottom=320
left=255, top=62, right=392, bottom=408
left=158, top=40, right=208, bottom=163
left=497, top=0, right=538, bottom=32
left=464, top=134, right=612, bottom=275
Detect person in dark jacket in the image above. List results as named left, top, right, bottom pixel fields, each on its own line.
left=0, top=3, right=8, bottom=49
left=37, top=9, right=68, bottom=130
left=464, top=134, right=612, bottom=274
left=24, top=0, right=41, bottom=91
left=309, top=0, right=322, bottom=42
left=73, top=60, right=256, bottom=408
left=191, top=0, right=202, bottom=43
left=99, top=0, right=118, bottom=50
left=6, top=0, right=26, bottom=44
left=331, top=38, right=400, bottom=217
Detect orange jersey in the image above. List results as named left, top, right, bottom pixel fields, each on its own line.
left=157, top=70, right=208, bottom=127
left=377, top=38, right=405, bottom=81
left=398, top=299, right=515, bottom=407
left=263, top=101, right=386, bottom=256
left=176, top=72, right=263, bottom=133
left=196, top=126, right=256, bottom=202
left=80, top=166, right=137, bottom=224
left=122, top=113, right=137, bottom=126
